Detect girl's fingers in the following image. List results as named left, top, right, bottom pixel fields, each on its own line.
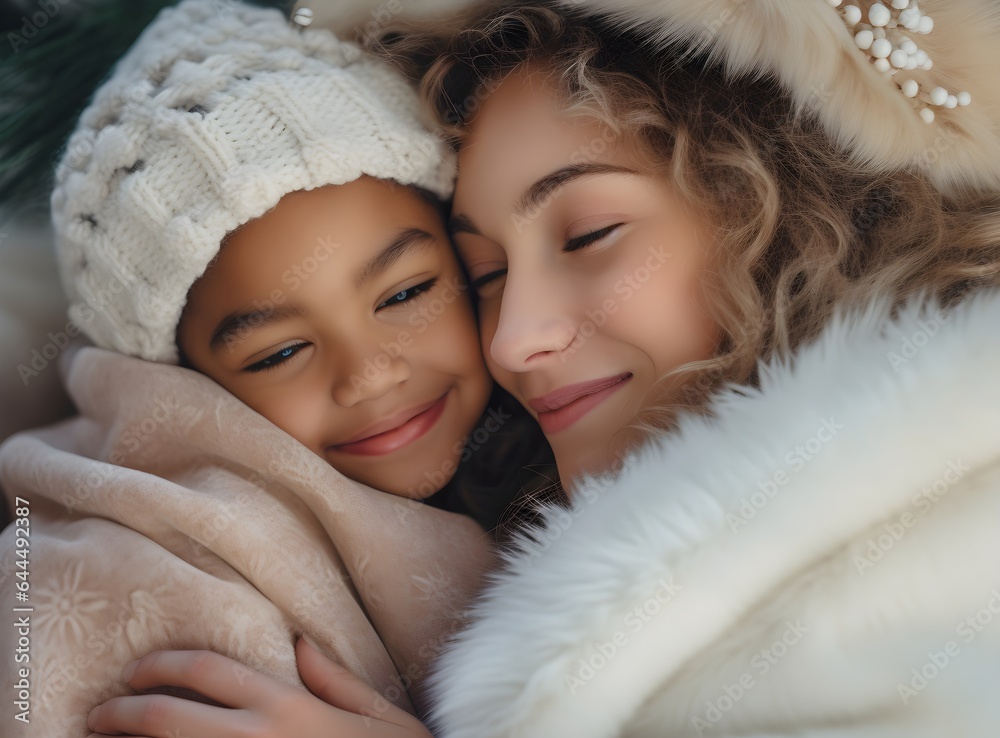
left=122, top=650, right=285, bottom=709
left=296, top=635, right=401, bottom=721
left=87, top=693, right=246, bottom=738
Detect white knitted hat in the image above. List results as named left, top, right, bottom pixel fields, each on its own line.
left=52, top=0, right=456, bottom=363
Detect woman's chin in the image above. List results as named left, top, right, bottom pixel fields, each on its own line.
left=555, top=445, right=615, bottom=494
left=553, top=426, right=645, bottom=495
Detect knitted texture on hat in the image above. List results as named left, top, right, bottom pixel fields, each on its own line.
left=51, top=0, right=455, bottom=363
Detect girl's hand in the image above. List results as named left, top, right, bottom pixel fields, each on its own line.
left=86, top=636, right=432, bottom=738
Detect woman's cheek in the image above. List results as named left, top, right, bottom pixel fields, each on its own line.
left=475, top=298, right=504, bottom=367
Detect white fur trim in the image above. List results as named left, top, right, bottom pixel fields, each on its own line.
left=308, top=0, right=1000, bottom=195
left=428, top=289, right=1000, bottom=737
left=560, top=0, right=1000, bottom=195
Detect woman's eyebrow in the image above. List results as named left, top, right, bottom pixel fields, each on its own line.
left=355, top=227, right=436, bottom=287
left=449, top=163, right=638, bottom=237
left=513, top=163, right=636, bottom=220
left=449, top=213, right=480, bottom=236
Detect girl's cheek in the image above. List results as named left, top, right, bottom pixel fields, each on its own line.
left=252, top=382, right=327, bottom=448
left=409, top=293, right=478, bottom=361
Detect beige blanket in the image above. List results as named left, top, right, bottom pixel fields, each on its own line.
left=0, top=344, right=497, bottom=736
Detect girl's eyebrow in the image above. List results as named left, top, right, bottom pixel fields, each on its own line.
left=354, top=227, right=436, bottom=287
left=210, top=304, right=306, bottom=352
left=208, top=228, right=436, bottom=353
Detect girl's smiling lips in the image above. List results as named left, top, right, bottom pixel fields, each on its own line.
left=528, top=373, right=633, bottom=434
left=329, top=393, right=449, bottom=456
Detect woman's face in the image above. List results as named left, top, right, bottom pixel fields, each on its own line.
left=179, top=177, right=492, bottom=499
left=451, top=67, right=721, bottom=484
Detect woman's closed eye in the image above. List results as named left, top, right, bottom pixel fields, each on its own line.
left=461, top=222, right=625, bottom=296
left=376, top=278, right=437, bottom=310
left=470, top=267, right=507, bottom=293
left=564, top=222, right=624, bottom=252
left=244, top=342, right=309, bottom=373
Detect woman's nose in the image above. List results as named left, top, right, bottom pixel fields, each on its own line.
left=329, top=340, right=411, bottom=407
left=488, top=264, right=578, bottom=372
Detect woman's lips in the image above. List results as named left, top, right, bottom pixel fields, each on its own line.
left=528, top=373, right=632, bottom=435
left=329, top=393, right=448, bottom=456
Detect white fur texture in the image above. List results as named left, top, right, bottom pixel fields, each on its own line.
left=428, top=289, right=1000, bottom=737
left=309, top=0, right=1000, bottom=195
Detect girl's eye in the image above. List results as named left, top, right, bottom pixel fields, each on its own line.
left=564, top=223, right=624, bottom=252
left=244, top=343, right=308, bottom=374
left=376, top=278, right=437, bottom=310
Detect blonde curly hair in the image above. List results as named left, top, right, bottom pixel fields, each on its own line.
left=375, top=0, right=1000, bottom=437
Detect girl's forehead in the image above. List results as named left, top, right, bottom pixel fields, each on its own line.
left=180, top=180, right=461, bottom=356
left=201, top=181, right=449, bottom=293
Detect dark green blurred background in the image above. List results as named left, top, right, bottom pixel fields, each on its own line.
left=0, top=0, right=289, bottom=216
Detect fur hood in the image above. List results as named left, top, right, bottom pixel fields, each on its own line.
left=306, top=0, right=1000, bottom=196
left=426, top=289, right=1000, bottom=737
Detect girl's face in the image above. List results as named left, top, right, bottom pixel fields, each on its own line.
left=451, top=67, right=721, bottom=484
left=179, top=177, right=492, bottom=498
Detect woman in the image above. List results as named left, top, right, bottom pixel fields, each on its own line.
left=86, top=1, right=1000, bottom=736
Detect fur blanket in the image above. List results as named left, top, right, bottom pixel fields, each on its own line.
left=0, top=345, right=495, bottom=736
left=428, top=290, right=1000, bottom=737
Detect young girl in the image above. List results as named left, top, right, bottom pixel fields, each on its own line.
left=49, top=0, right=549, bottom=515
left=1, top=0, right=552, bottom=734
left=86, top=1, right=1000, bottom=736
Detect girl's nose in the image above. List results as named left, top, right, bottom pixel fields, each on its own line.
left=330, top=342, right=411, bottom=407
